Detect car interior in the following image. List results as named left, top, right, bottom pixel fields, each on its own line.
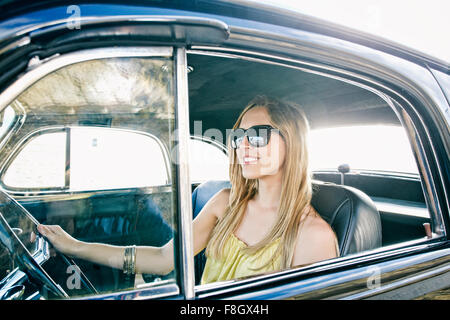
left=186, top=52, right=431, bottom=283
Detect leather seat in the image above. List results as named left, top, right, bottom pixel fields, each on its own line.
left=192, top=180, right=382, bottom=284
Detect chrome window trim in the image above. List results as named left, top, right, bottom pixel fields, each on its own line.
left=0, top=125, right=172, bottom=195
left=175, top=47, right=195, bottom=300
left=342, top=261, right=450, bottom=300
left=186, top=48, right=448, bottom=295
left=0, top=100, right=26, bottom=153
left=196, top=239, right=447, bottom=299
left=76, top=281, right=180, bottom=301
left=393, top=103, right=446, bottom=236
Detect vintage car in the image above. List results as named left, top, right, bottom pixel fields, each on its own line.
left=0, top=0, right=448, bottom=301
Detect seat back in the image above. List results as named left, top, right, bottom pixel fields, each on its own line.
left=310, top=181, right=382, bottom=255
left=191, top=180, right=382, bottom=283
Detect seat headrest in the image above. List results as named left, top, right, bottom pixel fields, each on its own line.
left=192, top=180, right=382, bottom=256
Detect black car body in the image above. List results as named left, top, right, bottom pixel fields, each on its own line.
left=0, top=0, right=448, bottom=300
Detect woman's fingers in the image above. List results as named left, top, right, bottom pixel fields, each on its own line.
left=38, top=225, right=52, bottom=240
left=38, top=224, right=60, bottom=234
left=37, top=224, right=64, bottom=245
left=37, top=224, right=47, bottom=236
left=37, top=224, right=76, bottom=257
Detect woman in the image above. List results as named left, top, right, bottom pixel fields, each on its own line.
left=38, top=95, right=339, bottom=285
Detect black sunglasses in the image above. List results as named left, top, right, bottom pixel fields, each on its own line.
left=230, top=125, right=281, bottom=149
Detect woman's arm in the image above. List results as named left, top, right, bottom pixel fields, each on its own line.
left=191, top=188, right=230, bottom=255
left=37, top=224, right=174, bottom=275
left=37, top=188, right=229, bottom=275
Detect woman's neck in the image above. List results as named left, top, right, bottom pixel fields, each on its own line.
left=253, top=172, right=283, bottom=209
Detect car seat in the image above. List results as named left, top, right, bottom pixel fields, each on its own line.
left=191, top=180, right=382, bottom=284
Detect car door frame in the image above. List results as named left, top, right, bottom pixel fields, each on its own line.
left=184, top=17, right=449, bottom=299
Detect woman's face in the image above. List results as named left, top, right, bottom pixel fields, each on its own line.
left=235, top=107, right=286, bottom=180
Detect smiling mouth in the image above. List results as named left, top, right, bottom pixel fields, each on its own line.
left=243, top=156, right=259, bottom=165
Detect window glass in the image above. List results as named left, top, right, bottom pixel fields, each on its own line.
left=309, top=125, right=418, bottom=174
left=189, top=138, right=229, bottom=183
left=70, top=127, right=169, bottom=191
left=2, top=127, right=170, bottom=192
left=0, top=55, right=178, bottom=299
left=3, top=132, right=66, bottom=189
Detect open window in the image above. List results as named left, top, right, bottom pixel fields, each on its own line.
left=186, top=51, right=441, bottom=289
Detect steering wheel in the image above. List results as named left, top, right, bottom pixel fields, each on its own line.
left=0, top=191, right=97, bottom=299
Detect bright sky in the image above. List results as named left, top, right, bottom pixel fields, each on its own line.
left=248, top=0, right=450, bottom=63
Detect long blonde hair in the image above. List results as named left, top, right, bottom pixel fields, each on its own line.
left=206, top=95, right=312, bottom=270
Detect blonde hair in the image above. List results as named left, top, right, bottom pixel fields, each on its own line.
left=206, top=95, right=313, bottom=270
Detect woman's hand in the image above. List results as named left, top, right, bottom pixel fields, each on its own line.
left=37, top=224, right=80, bottom=257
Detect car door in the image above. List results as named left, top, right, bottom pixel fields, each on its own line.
left=0, top=2, right=448, bottom=301
left=180, top=6, right=449, bottom=300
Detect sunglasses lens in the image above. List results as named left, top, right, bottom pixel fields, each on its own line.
left=231, top=129, right=245, bottom=149
left=231, top=126, right=274, bottom=148
left=233, top=136, right=244, bottom=148
left=248, top=135, right=266, bottom=147
left=248, top=126, right=270, bottom=147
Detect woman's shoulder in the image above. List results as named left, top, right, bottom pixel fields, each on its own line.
left=211, top=187, right=231, bottom=202
left=291, top=206, right=338, bottom=266
left=204, top=188, right=231, bottom=219
left=300, top=206, right=336, bottom=241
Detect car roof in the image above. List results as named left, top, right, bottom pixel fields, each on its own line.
left=0, top=0, right=448, bottom=71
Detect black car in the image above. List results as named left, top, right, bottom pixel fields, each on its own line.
left=0, top=0, right=448, bottom=301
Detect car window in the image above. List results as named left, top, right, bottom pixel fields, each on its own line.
left=70, top=127, right=169, bottom=191
left=187, top=52, right=435, bottom=288
left=309, top=125, right=419, bottom=174
left=3, top=127, right=170, bottom=191
left=0, top=53, right=179, bottom=299
left=189, top=137, right=229, bottom=183
left=3, top=131, right=66, bottom=189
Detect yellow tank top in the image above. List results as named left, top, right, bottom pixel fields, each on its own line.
left=200, top=234, right=282, bottom=285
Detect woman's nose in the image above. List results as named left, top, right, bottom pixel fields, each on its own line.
left=239, top=135, right=251, bottom=149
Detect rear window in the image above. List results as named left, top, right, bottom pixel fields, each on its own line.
left=309, top=125, right=418, bottom=174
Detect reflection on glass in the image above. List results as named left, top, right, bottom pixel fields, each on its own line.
left=0, top=56, right=178, bottom=299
